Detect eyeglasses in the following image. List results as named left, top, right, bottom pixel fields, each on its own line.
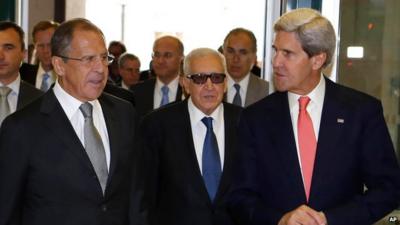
left=186, top=73, right=226, bottom=85
left=57, top=54, right=114, bottom=66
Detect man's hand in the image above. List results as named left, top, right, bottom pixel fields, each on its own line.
left=278, top=205, right=327, bottom=225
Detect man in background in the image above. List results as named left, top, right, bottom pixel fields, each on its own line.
left=131, top=35, right=183, bottom=118
left=118, top=52, right=141, bottom=89
left=222, top=28, right=268, bottom=107
left=108, top=40, right=126, bottom=85
left=20, top=20, right=59, bottom=91
left=0, top=21, right=43, bottom=126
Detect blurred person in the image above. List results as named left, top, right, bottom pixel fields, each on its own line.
left=222, top=28, right=268, bottom=107
left=118, top=52, right=141, bottom=89
left=20, top=20, right=59, bottom=91
left=0, top=18, right=137, bottom=225
left=131, top=35, right=183, bottom=118
left=131, top=48, right=242, bottom=225
left=0, top=21, right=43, bottom=126
left=228, top=8, right=400, bottom=225
left=108, top=40, right=126, bottom=85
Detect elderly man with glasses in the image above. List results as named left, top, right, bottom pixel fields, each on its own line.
left=131, top=48, right=242, bottom=225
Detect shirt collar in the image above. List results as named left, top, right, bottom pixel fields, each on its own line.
left=227, top=72, right=250, bottom=89
left=187, top=97, right=223, bottom=125
left=53, top=80, right=99, bottom=120
left=0, top=75, right=21, bottom=95
left=288, top=74, right=326, bottom=110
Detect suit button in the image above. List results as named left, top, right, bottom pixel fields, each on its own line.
left=101, top=204, right=107, bottom=212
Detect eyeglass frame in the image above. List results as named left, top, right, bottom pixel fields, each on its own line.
left=186, top=73, right=226, bottom=85
left=56, top=54, right=115, bottom=66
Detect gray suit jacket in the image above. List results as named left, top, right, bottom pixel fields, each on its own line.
left=244, top=73, right=269, bottom=107
left=225, top=73, right=269, bottom=107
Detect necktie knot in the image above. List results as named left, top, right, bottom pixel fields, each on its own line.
left=43, top=73, right=50, bottom=81
left=0, top=86, right=12, bottom=97
left=232, top=84, right=242, bottom=106
left=201, top=117, right=213, bottom=130
left=161, top=85, right=169, bottom=95
left=79, top=102, right=93, bottom=118
left=299, top=96, right=311, bottom=111
left=233, top=83, right=240, bottom=92
left=160, top=85, right=170, bottom=106
left=40, top=73, right=51, bottom=91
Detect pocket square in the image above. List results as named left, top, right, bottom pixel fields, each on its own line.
left=337, top=118, right=344, bottom=123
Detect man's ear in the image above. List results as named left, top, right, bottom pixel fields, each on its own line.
left=311, top=52, right=327, bottom=70
left=182, top=76, right=191, bottom=95
left=52, top=56, right=66, bottom=76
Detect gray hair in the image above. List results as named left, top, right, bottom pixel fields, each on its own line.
left=51, top=18, right=105, bottom=58
left=274, top=8, right=336, bottom=68
left=183, top=48, right=226, bottom=75
left=118, top=52, right=140, bottom=68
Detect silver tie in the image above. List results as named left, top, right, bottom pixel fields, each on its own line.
left=0, top=87, right=12, bottom=125
left=79, top=102, right=108, bottom=194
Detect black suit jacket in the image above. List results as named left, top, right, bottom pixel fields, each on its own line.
left=103, top=82, right=136, bottom=106
left=17, top=80, right=43, bottom=110
left=0, top=90, right=137, bottom=225
left=130, top=78, right=182, bottom=119
left=131, top=100, right=242, bottom=225
left=229, top=77, right=400, bottom=225
left=19, top=63, right=39, bottom=86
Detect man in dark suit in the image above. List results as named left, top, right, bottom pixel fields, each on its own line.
left=131, top=36, right=183, bottom=119
left=222, top=27, right=269, bottom=107
left=229, top=8, right=400, bottom=225
left=132, top=48, right=242, bottom=225
left=20, top=20, right=59, bottom=91
left=0, top=18, right=136, bottom=225
left=0, top=21, right=43, bottom=126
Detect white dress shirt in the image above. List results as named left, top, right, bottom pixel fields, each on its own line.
left=226, top=73, right=250, bottom=107
left=288, top=74, right=325, bottom=178
left=153, top=76, right=179, bottom=109
left=53, top=81, right=111, bottom=170
left=35, top=63, right=57, bottom=90
left=188, top=98, right=225, bottom=173
left=0, top=75, right=21, bottom=114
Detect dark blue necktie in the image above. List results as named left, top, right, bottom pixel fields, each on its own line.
left=201, top=117, right=222, bottom=201
left=232, top=83, right=242, bottom=106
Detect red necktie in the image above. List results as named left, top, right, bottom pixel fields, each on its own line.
left=297, top=96, right=317, bottom=201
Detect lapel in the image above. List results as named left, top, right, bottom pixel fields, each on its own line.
left=144, top=79, right=156, bottom=113
left=308, top=77, right=345, bottom=203
left=244, top=74, right=257, bottom=107
left=40, top=90, right=96, bottom=174
left=98, top=95, right=120, bottom=189
left=178, top=102, right=213, bottom=203
left=272, top=92, right=307, bottom=202
left=214, top=103, right=237, bottom=202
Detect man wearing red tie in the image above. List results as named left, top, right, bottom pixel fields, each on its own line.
left=229, top=8, right=400, bottom=225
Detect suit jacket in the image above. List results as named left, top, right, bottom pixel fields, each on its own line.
left=224, top=73, right=269, bottom=107
left=103, top=82, right=136, bottom=107
left=131, top=100, right=242, bottom=225
left=19, top=63, right=39, bottom=86
left=228, top=77, right=400, bottom=225
left=130, top=78, right=183, bottom=119
left=17, top=80, right=44, bottom=110
left=0, top=90, right=137, bottom=225
left=244, top=73, right=269, bottom=107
